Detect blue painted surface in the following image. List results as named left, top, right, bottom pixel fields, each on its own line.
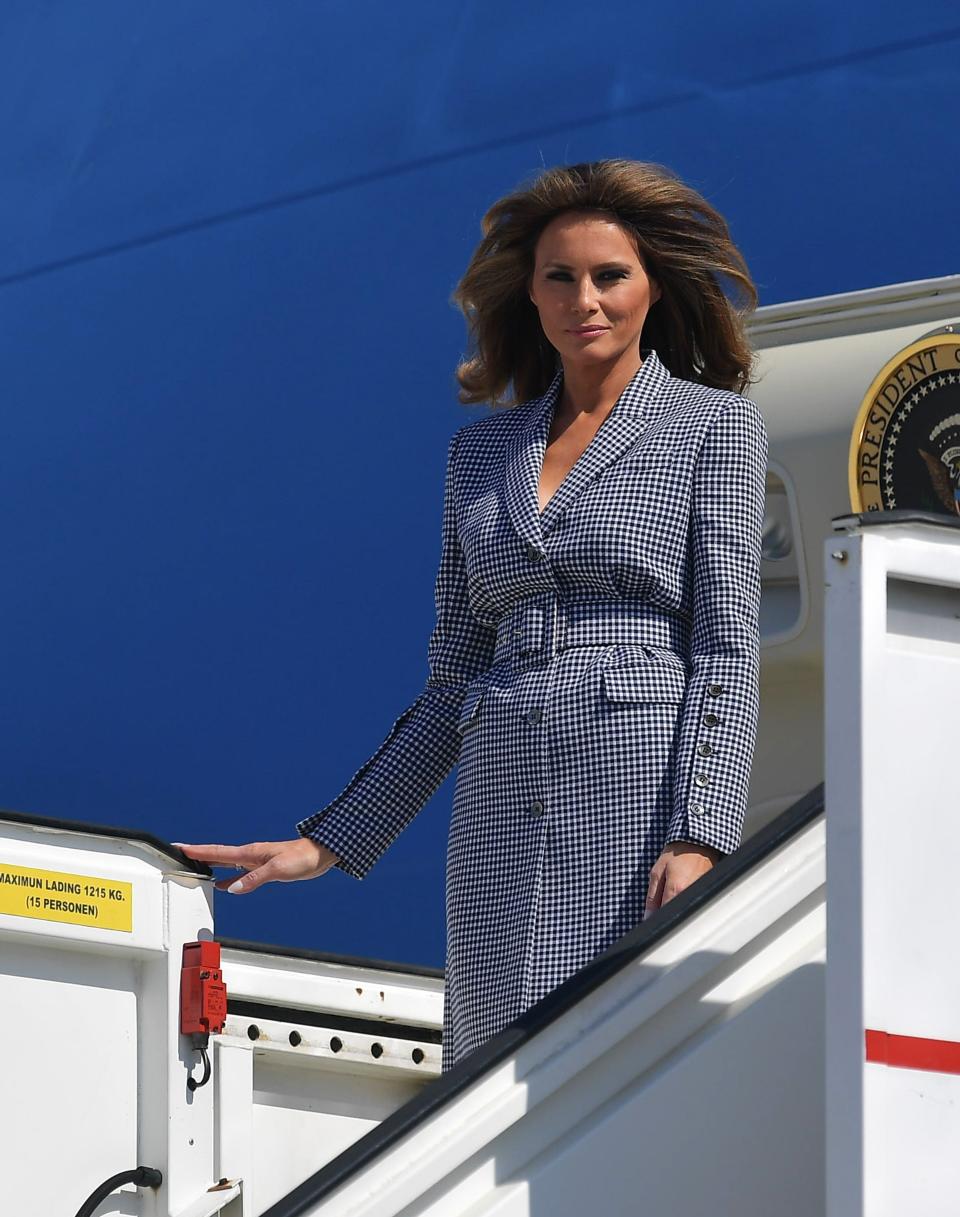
left=0, top=4, right=956, bottom=966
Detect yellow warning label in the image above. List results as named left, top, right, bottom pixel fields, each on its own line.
left=0, top=863, right=133, bottom=932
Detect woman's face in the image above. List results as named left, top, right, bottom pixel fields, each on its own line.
left=528, top=210, right=661, bottom=373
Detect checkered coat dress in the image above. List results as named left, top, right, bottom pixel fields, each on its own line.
left=297, top=349, right=768, bottom=1072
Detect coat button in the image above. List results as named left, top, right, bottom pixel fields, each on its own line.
left=529, top=799, right=545, bottom=818
left=697, top=743, right=714, bottom=756
left=690, top=802, right=705, bottom=817
left=526, top=707, right=543, bottom=724
left=702, top=712, right=719, bottom=727
left=694, top=773, right=710, bottom=787
left=525, top=541, right=544, bottom=561
left=707, top=683, right=724, bottom=697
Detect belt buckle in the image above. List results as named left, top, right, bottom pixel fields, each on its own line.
left=512, top=593, right=555, bottom=666
left=508, top=590, right=567, bottom=666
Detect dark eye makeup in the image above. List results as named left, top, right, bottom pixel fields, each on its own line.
left=544, top=268, right=630, bottom=282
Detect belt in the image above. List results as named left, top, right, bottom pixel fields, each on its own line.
left=491, top=591, right=691, bottom=668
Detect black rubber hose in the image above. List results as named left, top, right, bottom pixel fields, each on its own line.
left=75, top=1166, right=163, bottom=1217
left=188, top=1043, right=212, bottom=1091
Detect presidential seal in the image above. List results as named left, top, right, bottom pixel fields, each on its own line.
left=849, top=333, right=960, bottom=514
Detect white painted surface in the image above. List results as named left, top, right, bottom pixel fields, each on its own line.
left=0, top=822, right=169, bottom=953
left=0, top=817, right=442, bottom=1217
left=220, top=947, right=444, bottom=1031
left=825, top=519, right=960, bottom=1217
left=0, top=941, right=139, bottom=1215
left=250, top=1056, right=423, bottom=1212
left=745, top=275, right=960, bottom=845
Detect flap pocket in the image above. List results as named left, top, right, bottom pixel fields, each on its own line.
left=602, top=664, right=687, bottom=705
left=456, top=685, right=486, bottom=734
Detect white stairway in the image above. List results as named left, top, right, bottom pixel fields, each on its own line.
left=2, top=511, right=958, bottom=1217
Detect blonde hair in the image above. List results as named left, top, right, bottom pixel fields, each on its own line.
left=452, top=158, right=758, bottom=406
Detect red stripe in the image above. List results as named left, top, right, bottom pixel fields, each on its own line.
left=866, top=1029, right=960, bottom=1075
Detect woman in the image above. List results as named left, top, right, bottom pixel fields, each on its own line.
left=178, top=158, right=768, bottom=1074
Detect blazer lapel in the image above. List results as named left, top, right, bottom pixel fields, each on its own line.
left=503, top=366, right=563, bottom=554
left=505, top=350, right=669, bottom=543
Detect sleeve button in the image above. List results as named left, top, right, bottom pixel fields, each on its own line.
left=690, top=802, right=705, bottom=817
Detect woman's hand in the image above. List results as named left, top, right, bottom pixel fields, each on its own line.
left=644, top=840, right=722, bottom=919
left=174, top=837, right=339, bottom=894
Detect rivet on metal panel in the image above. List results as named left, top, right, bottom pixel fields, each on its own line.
left=831, top=550, right=848, bottom=562
left=412, top=1047, right=425, bottom=1064
left=247, top=1024, right=260, bottom=1041
left=371, top=1042, right=384, bottom=1058
left=330, top=1036, right=343, bottom=1053
left=289, top=1030, right=301, bottom=1046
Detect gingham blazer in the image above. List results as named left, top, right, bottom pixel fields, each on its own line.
left=297, top=348, right=768, bottom=1070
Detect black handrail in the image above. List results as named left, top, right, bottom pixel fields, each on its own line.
left=0, top=807, right=212, bottom=875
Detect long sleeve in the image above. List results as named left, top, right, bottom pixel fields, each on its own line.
left=666, top=395, right=768, bottom=855
left=296, top=429, right=497, bottom=879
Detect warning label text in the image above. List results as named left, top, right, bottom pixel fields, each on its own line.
left=0, top=863, right=133, bottom=932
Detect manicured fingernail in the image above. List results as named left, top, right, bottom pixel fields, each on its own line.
left=227, top=880, right=244, bottom=894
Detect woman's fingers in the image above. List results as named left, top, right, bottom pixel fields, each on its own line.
left=224, top=864, right=270, bottom=896
left=176, top=841, right=269, bottom=893
left=213, top=874, right=244, bottom=892
left=176, top=838, right=338, bottom=894
left=645, top=842, right=721, bottom=920
left=175, top=842, right=262, bottom=867
left=644, top=860, right=666, bottom=919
